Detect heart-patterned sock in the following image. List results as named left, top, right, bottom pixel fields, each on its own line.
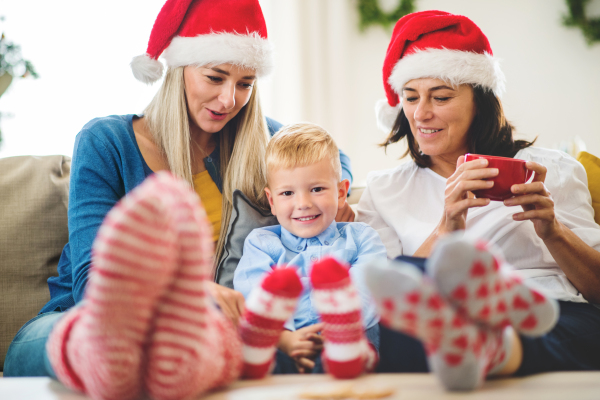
left=426, top=235, right=558, bottom=337
left=365, top=258, right=510, bottom=391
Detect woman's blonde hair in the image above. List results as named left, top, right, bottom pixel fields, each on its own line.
left=144, top=66, right=270, bottom=275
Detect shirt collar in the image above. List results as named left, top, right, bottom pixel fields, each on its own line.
left=280, top=220, right=340, bottom=252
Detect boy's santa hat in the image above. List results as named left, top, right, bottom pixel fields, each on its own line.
left=131, top=0, right=273, bottom=84
left=376, top=10, right=505, bottom=133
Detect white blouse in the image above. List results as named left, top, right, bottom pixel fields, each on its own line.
left=357, top=147, right=600, bottom=303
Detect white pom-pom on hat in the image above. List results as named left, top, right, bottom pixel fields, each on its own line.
left=130, top=54, right=164, bottom=85
left=375, top=98, right=402, bottom=134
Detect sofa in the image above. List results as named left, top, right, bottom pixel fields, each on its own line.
left=1, top=151, right=598, bottom=374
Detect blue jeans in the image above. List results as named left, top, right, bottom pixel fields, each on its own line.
left=273, top=324, right=380, bottom=374
left=3, top=312, right=63, bottom=377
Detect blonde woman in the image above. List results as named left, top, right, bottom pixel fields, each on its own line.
left=4, top=0, right=353, bottom=397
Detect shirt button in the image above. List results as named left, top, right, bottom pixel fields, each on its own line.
left=324, top=241, right=329, bottom=245
left=297, top=246, right=303, bottom=251
left=310, top=256, right=317, bottom=262
left=207, top=157, right=212, bottom=162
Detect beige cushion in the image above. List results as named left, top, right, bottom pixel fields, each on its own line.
left=0, top=155, right=70, bottom=371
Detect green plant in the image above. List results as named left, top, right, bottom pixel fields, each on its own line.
left=356, top=0, right=416, bottom=31
left=0, top=16, right=39, bottom=148
left=0, top=35, right=39, bottom=79
left=563, top=0, right=600, bottom=45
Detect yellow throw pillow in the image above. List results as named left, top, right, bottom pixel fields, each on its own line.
left=577, top=151, right=600, bottom=225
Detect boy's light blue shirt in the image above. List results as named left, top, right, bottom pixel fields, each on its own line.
left=233, top=221, right=386, bottom=331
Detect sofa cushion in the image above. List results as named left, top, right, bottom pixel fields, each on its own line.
left=577, top=151, right=600, bottom=225
left=0, top=155, right=70, bottom=371
left=215, top=189, right=278, bottom=289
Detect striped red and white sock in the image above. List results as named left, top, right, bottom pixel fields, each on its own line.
left=46, top=172, right=241, bottom=400
left=365, top=259, right=510, bottom=391
left=426, top=235, right=559, bottom=337
left=239, top=267, right=302, bottom=379
left=144, top=174, right=242, bottom=400
left=310, top=257, right=378, bottom=379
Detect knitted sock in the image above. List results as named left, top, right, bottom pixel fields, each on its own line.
left=364, top=259, right=510, bottom=391
left=144, top=173, right=243, bottom=400
left=239, top=267, right=303, bottom=379
left=310, top=257, right=378, bottom=379
left=426, top=235, right=559, bottom=337
left=46, top=172, right=182, bottom=400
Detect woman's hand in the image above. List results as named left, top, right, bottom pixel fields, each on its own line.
left=413, top=156, right=497, bottom=258
left=206, top=281, right=246, bottom=326
left=439, top=156, right=497, bottom=234
left=278, top=323, right=325, bottom=373
left=335, top=200, right=355, bottom=222
left=504, top=161, right=561, bottom=240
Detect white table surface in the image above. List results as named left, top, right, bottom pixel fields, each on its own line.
left=2, top=372, right=600, bottom=400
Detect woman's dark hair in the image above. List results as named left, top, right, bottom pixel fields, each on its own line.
left=380, top=85, right=536, bottom=168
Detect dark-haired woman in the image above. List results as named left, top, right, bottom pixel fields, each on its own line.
left=357, top=10, right=600, bottom=389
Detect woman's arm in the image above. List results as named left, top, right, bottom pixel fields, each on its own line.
left=505, top=161, right=600, bottom=303
left=69, top=128, right=128, bottom=303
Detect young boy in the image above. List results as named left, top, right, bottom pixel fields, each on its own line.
left=234, top=123, right=387, bottom=378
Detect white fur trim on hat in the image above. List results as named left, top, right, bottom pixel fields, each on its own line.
left=375, top=98, right=402, bottom=133
left=131, top=54, right=165, bottom=84
left=163, top=31, right=274, bottom=77
left=389, top=48, right=505, bottom=98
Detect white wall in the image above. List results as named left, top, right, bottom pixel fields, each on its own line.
left=1, top=0, right=599, bottom=187
left=0, top=0, right=165, bottom=158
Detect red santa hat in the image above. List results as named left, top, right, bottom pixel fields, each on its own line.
left=376, top=10, right=505, bottom=132
left=131, top=0, right=273, bottom=84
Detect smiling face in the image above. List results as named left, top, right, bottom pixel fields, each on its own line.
left=402, top=78, right=476, bottom=166
left=183, top=63, right=256, bottom=135
left=264, top=159, right=349, bottom=239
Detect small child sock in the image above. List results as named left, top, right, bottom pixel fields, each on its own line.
left=144, top=174, right=243, bottom=400
left=426, top=235, right=559, bottom=337
left=364, top=258, right=510, bottom=391
left=46, top=172, right=184, bottom=400
left=239, top=267, right=303, bottom=379
left=310, top=257, right=378, bottom=379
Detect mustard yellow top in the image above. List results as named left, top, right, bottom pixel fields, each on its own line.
left=193, top=170, right=223, bottom=242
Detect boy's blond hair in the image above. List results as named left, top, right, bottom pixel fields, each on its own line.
left=266, top=123, right=342, bottom=185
